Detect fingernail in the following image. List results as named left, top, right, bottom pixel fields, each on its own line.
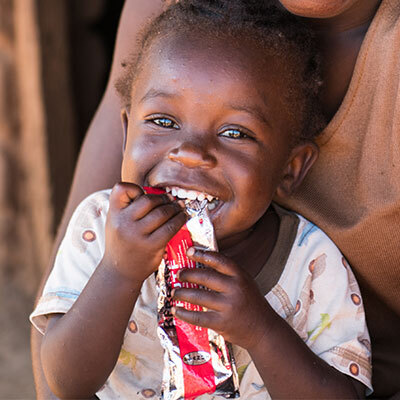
left=171, top=307, right=176, bottom=315
left=171, top=289, right=175, bottom=297
left=177, top=199, right=185, bottom=209
left=186, top=247, right=195, bottom=257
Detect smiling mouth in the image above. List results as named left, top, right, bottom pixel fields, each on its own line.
left=165, top=186, right=221, bottom=211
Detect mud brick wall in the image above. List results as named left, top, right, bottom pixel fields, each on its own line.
left=0, top=0, right=75, bottom=396
left=0, top=0, right=122, bottom=396
left=0, top=0, right=80, bottom=295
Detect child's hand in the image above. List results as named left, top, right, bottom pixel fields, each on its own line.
left=172, top=248, right=273, bottom=350
left=103, top=182, right=187, bottom=285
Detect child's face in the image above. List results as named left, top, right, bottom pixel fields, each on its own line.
left=122, top=34, right=315, bottom=248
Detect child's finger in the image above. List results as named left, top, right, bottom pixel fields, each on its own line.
left=150, top=210, right=188, bottom=244
left=177, top=268, right=228, bottom=293
left=173, top=287, right=224, bottom=311
left=129, top=194, right=177, bottom=221
left=172, top=307, right=219, bottom=330
left=139, top=202, right=185, bottom=234
left=110, top=182, right=143, bottom=209
left=186, top=248, right=239, bottom=277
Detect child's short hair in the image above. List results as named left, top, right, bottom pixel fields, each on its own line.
left=116, top=0, right=326, bottom=142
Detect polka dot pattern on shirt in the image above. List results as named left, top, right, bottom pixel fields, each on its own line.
left=349, top=362, right=360, bottom=376
left=82, top=230, right=96, bottom=242
left=141, top=388, right=156, bottom=398
left=128, top=320, right=138, bottom=333
left=351, top=293, right=362, bottom=306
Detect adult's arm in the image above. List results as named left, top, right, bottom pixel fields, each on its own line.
left=31, top=1, right=166, bottom=398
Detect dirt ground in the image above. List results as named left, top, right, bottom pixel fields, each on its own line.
left=0, top=283, right=35, bottom=399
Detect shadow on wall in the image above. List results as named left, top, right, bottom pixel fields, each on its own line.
left=0, top=0, right=123, bottom=397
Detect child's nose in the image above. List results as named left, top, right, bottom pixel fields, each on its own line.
left=168, top=141, right=217, bottom=168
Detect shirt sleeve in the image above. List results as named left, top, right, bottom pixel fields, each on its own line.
left=267, top=218, right=373, bottom=393
left=30, top=190, right=111, bottom=334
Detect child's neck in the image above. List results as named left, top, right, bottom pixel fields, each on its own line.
left=220, top=206, right=280, bottom=278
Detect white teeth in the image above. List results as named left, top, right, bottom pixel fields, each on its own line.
left=175, top=188, right=198, bottom=200
left=187, top=191, right=197, bottom=200
left=176, top=188, right=198, bottom=200
left=164, top=186, right=218, bottom=205
left=177, top=188, right=186, bottom=199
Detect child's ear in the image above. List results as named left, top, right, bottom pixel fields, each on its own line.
left=120, top=108, right=129, bottom=153
left=275, top=142, right=318, bottom=199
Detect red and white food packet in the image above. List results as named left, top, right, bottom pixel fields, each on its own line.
left=144, top=187, right=239, bottom=399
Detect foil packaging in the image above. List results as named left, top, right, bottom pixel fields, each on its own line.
left=145, top=187, right=239, bottom=399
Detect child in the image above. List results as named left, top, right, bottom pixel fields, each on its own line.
left=31, top=1, right=372, bottom=398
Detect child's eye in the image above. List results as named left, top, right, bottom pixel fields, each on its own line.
left=148, top=117, right=179, bottom=129
left=219, top=128, right=250, bottom=140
